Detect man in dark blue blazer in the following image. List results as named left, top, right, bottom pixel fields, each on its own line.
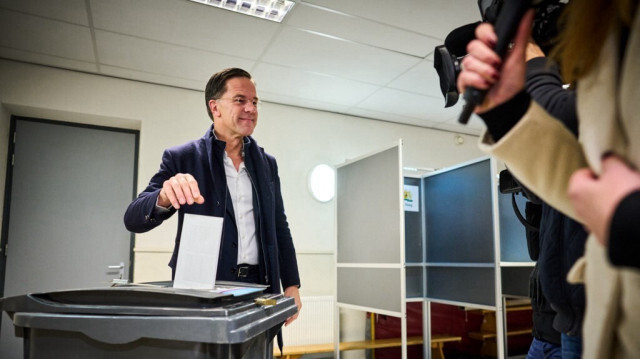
left=124, top=68, right=301, bottom=325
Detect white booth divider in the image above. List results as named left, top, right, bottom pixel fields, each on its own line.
left=335, top=141, right=533, bottom=359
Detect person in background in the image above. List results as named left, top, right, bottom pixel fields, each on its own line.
left=524, top=225, right=563, bottom=359
left=124, top=68, right=302, bottom=326
left=522, top=40, right=586, bottom=359
left=457, top=0, right=640, bottom=357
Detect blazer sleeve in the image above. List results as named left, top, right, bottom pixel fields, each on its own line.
left=124, top=149, right=178, bottom=233
left=270, top=157, right=301, bottom=289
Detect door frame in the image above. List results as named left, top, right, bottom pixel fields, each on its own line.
left=0, top=115, right=139, bottom=298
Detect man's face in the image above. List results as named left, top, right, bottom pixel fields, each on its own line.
left=210, top=77, right=258, bottom=139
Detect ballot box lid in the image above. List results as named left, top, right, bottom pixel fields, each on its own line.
left=0, top=281, right=272, bottom=317
left=0, top=282, right=297, bottom=346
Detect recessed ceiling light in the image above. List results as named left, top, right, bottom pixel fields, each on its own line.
left=188, top=0, right=295, bottom=23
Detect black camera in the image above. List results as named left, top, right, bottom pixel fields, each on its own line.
left=499, top=168, right=541, bottom=203
left=498, top=169, right=523, bottom=194
left=434, top=0, right=567, bottom=107
left=499, top=169, right=542, bottom=253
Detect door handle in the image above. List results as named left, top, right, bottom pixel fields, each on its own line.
left=108, top=262, right=125, bottom=279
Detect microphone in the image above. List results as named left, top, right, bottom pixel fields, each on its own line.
left=458, top=0, right=532, bottom=124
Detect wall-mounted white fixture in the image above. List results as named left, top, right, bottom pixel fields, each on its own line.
left=308, top=164, right=335, bottom=202
left=454, top=134, right=465, bottom=145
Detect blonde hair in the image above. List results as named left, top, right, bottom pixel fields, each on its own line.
left=552, top=0, right=637, bottom=83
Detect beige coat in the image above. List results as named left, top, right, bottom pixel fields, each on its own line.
left=478, top=6, right=640, bottom=358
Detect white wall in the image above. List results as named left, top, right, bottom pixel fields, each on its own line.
left=0, top=59, right=484, bottom=298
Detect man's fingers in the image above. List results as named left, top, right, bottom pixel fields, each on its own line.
left=284, top=312, right=299, bottom=327
left=177, top=175, right=196, bottom=204
left=186, top=174, right=205, bottom=204
left=161, top=182, right=181, bottom=209
left=169, top=176, right=188, bottom=205
left=162, top=173, right=204, bottom=208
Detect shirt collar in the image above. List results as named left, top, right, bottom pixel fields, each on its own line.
left=210, top=127, right=252, bottom=147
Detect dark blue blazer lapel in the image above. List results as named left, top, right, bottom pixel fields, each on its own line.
left=224, top=187, right=235, bottom=221
left=204, top=125, right=235, bottom=221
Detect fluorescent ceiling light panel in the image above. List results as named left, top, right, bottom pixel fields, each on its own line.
left=188, top=0, right=295, bottom=23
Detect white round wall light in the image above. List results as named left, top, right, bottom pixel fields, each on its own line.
left=308, top=164, right=335, bottom=202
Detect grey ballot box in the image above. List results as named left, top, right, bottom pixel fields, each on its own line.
left=0, top=282, right=297, bottom=359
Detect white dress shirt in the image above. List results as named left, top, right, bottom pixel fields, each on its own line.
left=223, top=151, right=259, bottom=265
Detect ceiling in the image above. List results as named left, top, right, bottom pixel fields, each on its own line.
left=0, top=0, right=487, bottom=135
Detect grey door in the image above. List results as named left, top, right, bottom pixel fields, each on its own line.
left=0, top=117, right=137, bottom=358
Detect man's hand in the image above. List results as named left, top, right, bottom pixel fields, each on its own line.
left=283, top=285, right=302, bottom=326
left=158, top=173, right=205, bottom=209
left=569, top=156, right=640, bottom=245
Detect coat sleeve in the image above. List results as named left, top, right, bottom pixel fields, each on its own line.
left=608, top=190, right=640, bottom=268
left=525, top=57, right=578, bottom=134
left=478, top=101, right=589, bottom=221
left=124, top=149, right=178, bottom=233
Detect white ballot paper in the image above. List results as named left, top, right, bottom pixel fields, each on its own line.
left=173, top=213, right=224, bottom=289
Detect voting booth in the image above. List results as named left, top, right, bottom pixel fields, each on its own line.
left=1, top=283, right=296, bottom=359
left=335, top=141, right=533, bottom=359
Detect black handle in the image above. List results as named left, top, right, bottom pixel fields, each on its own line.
left=459, top=0, right=532, bottom=124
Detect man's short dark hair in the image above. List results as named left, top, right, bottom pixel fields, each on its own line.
left=204, top=68, right=252, bottom=120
